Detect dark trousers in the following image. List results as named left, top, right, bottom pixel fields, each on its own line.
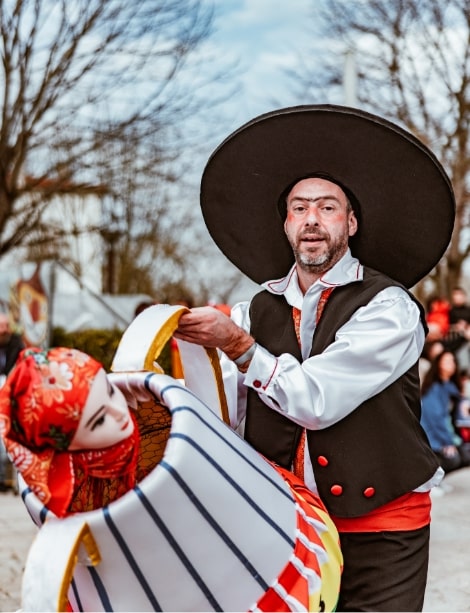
left=337, top=525, right=430, bottom=612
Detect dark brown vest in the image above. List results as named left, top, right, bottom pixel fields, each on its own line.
left=245, top=267, right=439, bottom=517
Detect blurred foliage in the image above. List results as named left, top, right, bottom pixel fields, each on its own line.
left=0, top=0, right=245, bottom=304
left=51, top=327, right=172, bottom=374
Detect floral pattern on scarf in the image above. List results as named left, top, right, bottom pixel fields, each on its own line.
left=0, top=347, right=139, bottom=516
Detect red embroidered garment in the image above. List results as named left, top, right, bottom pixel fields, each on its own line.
left=252, top=465, right=342, bottom=612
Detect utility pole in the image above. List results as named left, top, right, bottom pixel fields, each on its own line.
left=100, top=228, right=122, bottom=294
left=344, top=49, right=358, bottom=107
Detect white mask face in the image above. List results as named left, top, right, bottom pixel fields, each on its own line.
left=69, top=369, right=134, bottom=450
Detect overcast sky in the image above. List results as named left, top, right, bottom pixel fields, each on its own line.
left=186, top=1, right=327, bottom=301
left=206, top=0, right=314, bottom=129
left=184, top=0, right=321, bottom=191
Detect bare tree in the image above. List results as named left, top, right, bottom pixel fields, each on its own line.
left=293, top=0, right=470, bottom=298
left=0, top=0, right=240, bottom=297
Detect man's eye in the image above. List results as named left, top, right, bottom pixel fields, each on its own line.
left=91, top=415, right=106, bottom=431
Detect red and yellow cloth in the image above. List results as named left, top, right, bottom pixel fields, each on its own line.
left=254, top=465, right=342, bottom=612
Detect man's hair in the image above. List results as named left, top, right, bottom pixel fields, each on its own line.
left=277, top=172, right=361, bottom=224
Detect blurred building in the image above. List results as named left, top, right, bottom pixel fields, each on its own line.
left=0, top=261, right=152, bottom=346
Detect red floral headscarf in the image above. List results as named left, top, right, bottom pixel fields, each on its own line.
left=0, top=347, right=139, bottom=516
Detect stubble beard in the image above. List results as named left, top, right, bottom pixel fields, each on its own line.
left=292, top=234, right=349, bottom=276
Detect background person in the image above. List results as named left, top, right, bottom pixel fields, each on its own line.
left=419, top=337, right=445, bottom=388
left=441, top=288, right=470, bottom=369
left=448, top=286, right=470, bottom=328
left=0, top=312, right=25, bottom=382
left=0, top=311, right=25, bottom=491
left=425, top=295, right=451, bottom=339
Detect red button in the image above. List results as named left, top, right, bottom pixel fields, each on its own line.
left=253, top=380, right=262, bottom=388
left=317, top=455, right=329, bottom=467
left=330, top=484, right=343, bottom=496
left=363, top=487, right=375, bottom=498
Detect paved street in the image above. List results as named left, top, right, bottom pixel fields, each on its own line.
left=0, top=467, right=469, bottom=612
left=422, top=467, right=470, bottom=612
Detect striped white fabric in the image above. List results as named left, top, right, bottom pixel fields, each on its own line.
left=21, top=372, right=297, bottom=612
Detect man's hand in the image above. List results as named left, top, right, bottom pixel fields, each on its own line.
left=175, top=307, right=255, bottom=361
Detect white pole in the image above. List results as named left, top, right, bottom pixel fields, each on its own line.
left=344, top=49, right=357, bottom=107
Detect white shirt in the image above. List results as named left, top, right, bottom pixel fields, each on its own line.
left=221, top=249, right=443, bottom=493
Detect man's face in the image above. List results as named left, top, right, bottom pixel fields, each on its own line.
left=452, top=289, right=467, bottom=307
left=284, top=178, right=358, bottom=276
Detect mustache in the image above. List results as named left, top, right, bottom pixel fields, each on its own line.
left=299, top=230, right=329, bottom=240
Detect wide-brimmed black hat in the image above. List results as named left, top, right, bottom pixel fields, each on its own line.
left=200, top=105, right=455, bottom=288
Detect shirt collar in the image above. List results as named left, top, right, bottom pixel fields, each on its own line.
left=262, top=249, right=363, bottom=297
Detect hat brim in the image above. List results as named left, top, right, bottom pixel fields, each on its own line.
left=200, top=105, right=455, bottom=288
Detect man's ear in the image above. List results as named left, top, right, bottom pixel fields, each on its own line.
left=348, top=212, right=358, bottom=237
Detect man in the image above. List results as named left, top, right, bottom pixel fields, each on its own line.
left=175, top=105, right=455, bottom=611
left=449, top=286, right=470, bottom=327
left=0, top=313, right=24, bottom=378
left=0, top=312, right=24, bottom=491
left=444, top=287, right=470, bottom=361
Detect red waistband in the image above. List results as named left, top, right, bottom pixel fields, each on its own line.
left=331, top=491, right=431, bottom=533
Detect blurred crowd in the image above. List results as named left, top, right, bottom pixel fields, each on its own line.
left=421, top=287, right=470, bottom=493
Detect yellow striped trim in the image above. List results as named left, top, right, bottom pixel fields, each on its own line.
left=205, top=347, right=230, bottom=424
left=143, top=309, right=187, bottom=373
left=58, top=523, right=101, bottom=612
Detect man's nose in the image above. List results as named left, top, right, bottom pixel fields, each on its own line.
left=305, top=208, right=319, bottom=225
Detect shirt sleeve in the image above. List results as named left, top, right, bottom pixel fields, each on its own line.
left=225, top=287, right=425, bottom=430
